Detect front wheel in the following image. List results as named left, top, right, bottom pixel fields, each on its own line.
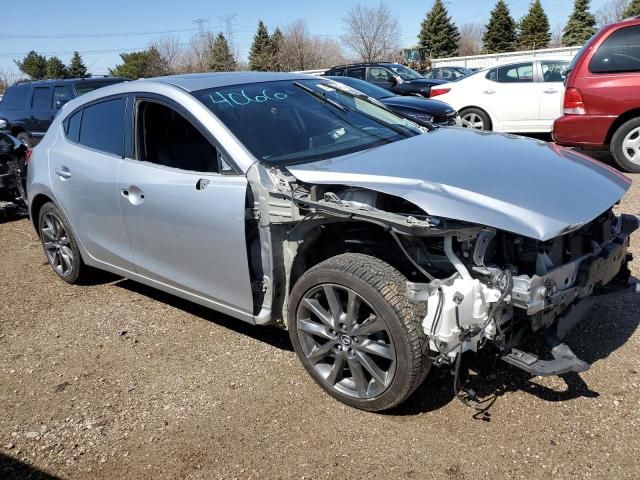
left=288, top=254, right=430, bottom=411
left=610, top=117, right=640, bottom=173
left=459, top=108, right=492, bottom=131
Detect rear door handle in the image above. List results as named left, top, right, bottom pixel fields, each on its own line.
left=483, top=89, right=496, bottom=95
left=121, top=185, right=145, bottom=205
left=54, top=166, right=72, bottom=179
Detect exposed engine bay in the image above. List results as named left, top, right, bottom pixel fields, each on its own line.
left=251, top=166, right=639, bottom=380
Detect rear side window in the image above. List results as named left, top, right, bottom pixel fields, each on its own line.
left=65, top=110, right=82, bottom=143
left=346, top=67, right=366, bottom=80
left=487, top=62, right=534, bottom=83
left=590, top=25, right=640, bottom=74
left=1, top=84, right=29, bottom=109
left=540, top=61, right=569, bottom=82
left=78, top=98, right=125, bottom=156
left=31, top=87, right=52, bottom=109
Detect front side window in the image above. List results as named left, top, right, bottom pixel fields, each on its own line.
left=386, top=64, right=422, bottom=80
left=540, top=61, right=569, bottom=82
left=346, top=67, right=366, bottom=80
left=53, top=86, right=69, bottom=108
left=589, top=25, right=640, bottom=74
left=136, top=101, right=219, bottom=173
left=31, top=87, right=51, bottom=109
left=78, top=98, right=125, bottom=156
left=368, top=67, right=393, bottom=82
left=193, top=79, right=421, bottom=167
left=488, top=63, right=534, bottom=83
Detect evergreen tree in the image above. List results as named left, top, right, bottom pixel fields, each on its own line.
left=624, top=0, right=640, bottom=17
left=248, top=21, right=271, bottom=71
left=269, top=28, right=284, bottom=72
left=418, top=0, right=460, bottom=58
left=68, top=52, right=90, bottom=78
left=519, top=0, right=551, bottom=50
left=483, top=1, right=518, bottom=53
left=109, top=47, right=170, bottom=78
left=45, top=56, right=68, bottom=79
left=563, top=0, right=597, bottom=46
left=14, top=51, right=47, bottom=80
left=208, top=32, right=237, bottom=72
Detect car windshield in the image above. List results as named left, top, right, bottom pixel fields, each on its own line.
left=193, top=79, right=422, bottom=166
left=386, top=64, right=423, bottom=81
left=325, top=77, right=392, bottom=99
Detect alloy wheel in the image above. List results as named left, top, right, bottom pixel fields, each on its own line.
left=622, top=127, right=640, bottom=165
left=40, top=212, right=74, bottom=277
left=296, top=284, right=396, bottom=399
left=461, top=112, right=485, bottom=130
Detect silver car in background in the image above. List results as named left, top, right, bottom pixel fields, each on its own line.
left=27, top=72, right=639, bottom=411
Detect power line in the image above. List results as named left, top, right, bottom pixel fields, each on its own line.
left=0, top=27, right=198, bottom=40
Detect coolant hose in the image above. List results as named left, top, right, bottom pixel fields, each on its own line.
left=444, top=236, right=472, bottom=281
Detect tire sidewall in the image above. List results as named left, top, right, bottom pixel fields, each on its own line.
left=611, top=118, right=640, bottom=173
left=38, top=202, right=82, bottom=284
left=288, top=266, right=416, bottom=411
left=460, top=108, right=491, bottom=131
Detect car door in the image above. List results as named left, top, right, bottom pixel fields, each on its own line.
left=28, top=86, right=54, bottom=139
left=117, top=95, right=254, bottom=313
left=49, top=96, right=134, bottom=272
left=484, top=62, right=540, bottom=131
left=538, top=60, right=569, bottom=128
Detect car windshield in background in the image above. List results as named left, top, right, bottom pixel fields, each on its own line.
left=326, top=77, right=393, bottom=99
left=193, top=79, right=421, bottom=166
left=387, top=64, right=423, bottom=80
left=73, top=80, right=126, bottom=96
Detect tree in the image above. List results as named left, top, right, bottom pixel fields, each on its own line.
left=269, top=28, right=284, bottom=72
left=518, top=0, right=551, bottom=50
left=208, top=32, right=237, bottom=72
left=418, top=0, right=460, bottom=58
left=278, top=19, right=345, bottom=71
left=0, top=68, right=23, bottom=95
left=563, top=0, right=597, bottom=46
left=67, top=51, right=90, bottom=78
left=14, top=51, right=47, bottom=80
left=148, top=36, right=183, bottom=74
left=248, top=21, right=271, bottom=71
left=596, top=0, right=630, bottom=26
left=483, top=1, right=518, bottom=53
left=180, top=32, right=215, bottom=73
left=625, top=0, right=640, bottom=16
left=342, top=3, right=400, bottom=62
left=458, top=23, right=485, bottom=56
left=45, top=56, right=68, bottom=79
left=109, top=47, right=170, bottom=78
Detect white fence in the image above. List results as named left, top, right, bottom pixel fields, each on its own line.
left=431, top=46, right=582, bottom=69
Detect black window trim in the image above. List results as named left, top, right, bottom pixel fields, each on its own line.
left=61, top=94, right=128, bottom=159
left=126, top=93, right=241, bottom=176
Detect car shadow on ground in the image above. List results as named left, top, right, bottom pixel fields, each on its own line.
left=0, top=453, right=61, bottom=480
left=114, top=279, right=294, bottom=352
left=392, top=292, right=640, bottom=418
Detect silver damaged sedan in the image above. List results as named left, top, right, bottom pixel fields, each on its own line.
left=27, top=72, right=639, bottom=411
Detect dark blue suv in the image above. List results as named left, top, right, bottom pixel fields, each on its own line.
left=0, top=77, right=127, bottom=147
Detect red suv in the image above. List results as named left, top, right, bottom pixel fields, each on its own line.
left=553, top=17, right=640, bottom=172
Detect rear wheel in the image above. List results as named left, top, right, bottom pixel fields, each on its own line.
left=38, top=202, right=88, bottom=284
left=611, top=117, right=640, bottom=173
left=288, top=253, right=430, bottom=411
left=460, top=108, right=491, bottom=131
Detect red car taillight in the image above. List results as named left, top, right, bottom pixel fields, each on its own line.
left=430, top=87, right=451, bottom=98
left=25, top=148, right=32, bottom=163
left=563, top=87, right=586, bottom=115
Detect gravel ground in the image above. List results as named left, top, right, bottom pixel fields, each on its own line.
left=1, top=167, right=639, bottom=480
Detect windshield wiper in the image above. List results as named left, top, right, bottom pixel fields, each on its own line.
left=293, top=81, right=348, bottom=113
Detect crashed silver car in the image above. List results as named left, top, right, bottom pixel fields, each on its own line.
left=27, top=73, right=639, bottom=411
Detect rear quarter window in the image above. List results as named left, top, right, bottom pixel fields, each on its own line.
left=589, top=25, right=640, bottom=74
left=1, top=84, right=29, bottom=110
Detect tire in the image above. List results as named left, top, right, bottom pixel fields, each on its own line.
left=459, top=107, right=492, bottom=131
left=610, top=117, right=640, bottom=173
left=38, top=202, right=88, bottom=284
left=288, top=253, right=430, bottom=411
left=16, top=132, right=33, bottom=148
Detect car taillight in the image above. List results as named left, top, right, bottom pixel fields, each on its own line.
left=430, top=88, right=451, bottom=98
left=563, top=87, right=586, bottom=115
left=25, top=148, right=32, bottom=163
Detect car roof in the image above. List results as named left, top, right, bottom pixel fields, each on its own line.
left=149, top=72, right=314, bottom=92
left=12, top=77, right=127, bottom=87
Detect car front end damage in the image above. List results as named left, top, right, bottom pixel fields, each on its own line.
left=261, top=172, right=639, bottom=380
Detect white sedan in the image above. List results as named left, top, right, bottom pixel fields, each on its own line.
left=430, top=59, right=570, bottom=133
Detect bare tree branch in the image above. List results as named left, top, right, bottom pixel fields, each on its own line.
left=341, top=3, right=400, bottom=62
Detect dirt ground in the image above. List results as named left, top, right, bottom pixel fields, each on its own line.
left=1, top=168, right=639, bottom=480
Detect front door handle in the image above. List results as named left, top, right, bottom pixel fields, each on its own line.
left=543, top=88, right=559, bottom=94
left=54, top=166, right=72, bottom=179
left=121, top=185, right=145, bottom=205
left=483, top=89, right=496, bottom=95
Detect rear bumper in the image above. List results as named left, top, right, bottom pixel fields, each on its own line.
left=552, top=114, right=617, bottom=148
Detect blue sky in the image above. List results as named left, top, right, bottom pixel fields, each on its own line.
left=1, top=0, right=609, bottom=75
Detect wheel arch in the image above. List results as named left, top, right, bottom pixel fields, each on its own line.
left=604, top=108, right=640, bottom=146
left=30, top=193, right=55, bottom=233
